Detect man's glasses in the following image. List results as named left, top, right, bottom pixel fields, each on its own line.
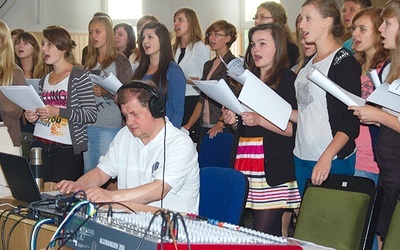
left=253, top=15, right=273, bottom=21
left=206, top=32, right=228, bottom=38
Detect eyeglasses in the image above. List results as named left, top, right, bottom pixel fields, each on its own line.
left=253, top=15, right=274, bottom=21
left=206, top=32, right=228, bottom=38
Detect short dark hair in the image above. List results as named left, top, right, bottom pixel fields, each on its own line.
left=343, top=0, right=372, bottom=9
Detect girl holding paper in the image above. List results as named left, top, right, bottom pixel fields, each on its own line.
left=183, top=20, right=238, bottom=141
left=351, top=7, right=389, bottom=185
left=0, top=20, right=25, bottom=158
left=84, top=16, right=132, bottom=173
left=222, top=23, right=300, bottom=236
left=349, top=0, right=400, bottom=245
left=24, top=26, right=97, bottom=182
left=293, top=0, right=361, bottom=196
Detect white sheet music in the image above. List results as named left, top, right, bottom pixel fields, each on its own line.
left=89, top=72, right=122, bottom=94
left=0, top=85, right=45, bottom=110
left=238, top=72, right=292, bottom=131
left=307, top=67, right=400, bottom=113
left=366, top=69, right=381, bottom=89
left=307, top=67, right=365, bottom=106
left=192, top=79, right=247, bottom=115
left=194, top=70, right=293, bottom=131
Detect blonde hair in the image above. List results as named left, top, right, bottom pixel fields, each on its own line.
left=381, top=0, right=400, bottom=84
left=0, top=20, right=15, bottom=86
left=85, top=16, right=119, bottom=70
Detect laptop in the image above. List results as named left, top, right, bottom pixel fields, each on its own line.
left=0, top=152, right=57, bottom=203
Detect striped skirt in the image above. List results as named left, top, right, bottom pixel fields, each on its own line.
left=234, top=136, right=301, bottom=210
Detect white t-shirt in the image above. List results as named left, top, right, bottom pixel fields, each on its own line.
left=294, top=49, right=340, bottom=161
left=175, top=41, right=210, bottom=80
left=98, top=119, right=200, bottom=213
left=34, top=74, right=72, bottom=145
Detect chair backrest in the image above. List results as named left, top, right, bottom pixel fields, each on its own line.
left=198, top=132, right=234, bottom=168
left=199, top=167, right=249, bottom=225
left=383, top=193, right=400, bottom=250
left=293, top=174, right=383, bottom=250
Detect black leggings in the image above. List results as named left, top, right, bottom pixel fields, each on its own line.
left=253, top=208, right=285, bottom=236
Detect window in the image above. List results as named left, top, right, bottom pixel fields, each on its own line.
left=244, top=0, right=280, bottom=22
left=241, top=0, right=280, bottom=54
left=106, top=0, right=142, bottom=23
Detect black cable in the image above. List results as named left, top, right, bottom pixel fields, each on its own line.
left=6, top=217, right=26, bottom=250
left=135, top=209, right=165, bottom=250
left=55, top=216, right=93, bottom=250
left=1, top=209, right=15, bottom=250
left=0, top=0, right=8, bottom=9
left=161, top=120, right=166, bottom=209
left=96, top=201, right=137, bottom=214
left=175, top=212, right=192, bottom=250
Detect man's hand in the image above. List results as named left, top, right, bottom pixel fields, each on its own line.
left=85, top=187, right=116, bottom=203
left=56, top=180, right=85, bottom=195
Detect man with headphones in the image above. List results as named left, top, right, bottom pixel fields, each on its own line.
left=56, top=80, right=199, bottom=213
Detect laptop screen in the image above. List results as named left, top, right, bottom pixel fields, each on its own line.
left=0, top=152, right=42, bottom=203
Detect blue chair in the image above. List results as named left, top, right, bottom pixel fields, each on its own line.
left=199, top=167, right=249, bottom=225
left=198, top=132, right=234, bottom=168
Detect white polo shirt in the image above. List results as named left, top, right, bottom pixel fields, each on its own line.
left=98, top=119, right=200, bottom=213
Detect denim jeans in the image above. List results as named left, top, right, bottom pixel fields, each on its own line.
left=83, top=125, right=120, bottom=173
left=294, top=153, right=356, bottom=197
left=354, top=169, right=379, bottom=186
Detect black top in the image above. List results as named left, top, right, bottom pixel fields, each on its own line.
left=230, top=68, right=297, bottom=186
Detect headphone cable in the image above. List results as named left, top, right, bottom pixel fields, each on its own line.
left=160, top=119, right=166, bottom=209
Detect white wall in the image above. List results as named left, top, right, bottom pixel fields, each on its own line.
left=1, top=0, right=302, bottom=33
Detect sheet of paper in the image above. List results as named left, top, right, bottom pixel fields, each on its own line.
left=89, top=72, right=122, bottom=94
left=220, top=55, right=245, bottom=81
left=307, top=67, right=365, bottom=107
left=367, top=82, right=400, bottom=112
left=228, top=69, right=252, bottom=85
left=185, top=84, right=200, bottom=96
left=193, top=79, right=247, bottom=115
left=238, top=72, right=292, bottom=131
left=366, top=69, right=381, bottom=89
left=26, top=78, right=41, bottom=94
left=0, top=85, right=45, bottom=110
left=388, top=79, right=400, bottom=96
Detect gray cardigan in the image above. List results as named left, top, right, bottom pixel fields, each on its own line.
left=38, top=66, right=97, bottom=154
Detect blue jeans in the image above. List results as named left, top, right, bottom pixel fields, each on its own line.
left=354, top=169, right=379, bottom=186
left=83, top=125, right=120, bottom=173
left=294, top=153, right=356, bottom=197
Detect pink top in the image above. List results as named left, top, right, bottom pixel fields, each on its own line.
left=354, top=65, right=383, bottom=174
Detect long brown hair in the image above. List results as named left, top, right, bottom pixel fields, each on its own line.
left=14, top=32, right=40, bottom=78
left=132, top=22, right=173, bottom=97
left=172, top=7, right=203, bottom=52
left=352, top=7, right=389, bottom=70
left=245, top=23, right=288, bottom=89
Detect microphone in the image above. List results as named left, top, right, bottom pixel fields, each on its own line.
left=30, top=147, right=44, bottom=191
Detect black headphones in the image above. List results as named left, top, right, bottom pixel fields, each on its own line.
left=118, top=81, right=166, bottom=119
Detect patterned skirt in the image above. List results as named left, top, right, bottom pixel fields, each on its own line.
left=234, top=136, right=301, bottom=210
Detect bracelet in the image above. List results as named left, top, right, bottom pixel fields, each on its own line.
left=218, top=119, right=224, bottom=123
